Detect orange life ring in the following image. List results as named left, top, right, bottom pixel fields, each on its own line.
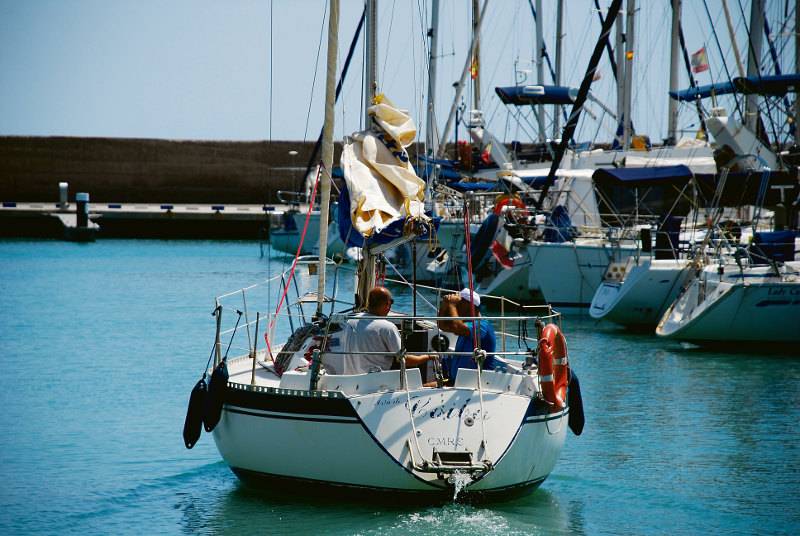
left=538, top=323, right=569, bottom=412
left=493, top=195, right=528, bottom=216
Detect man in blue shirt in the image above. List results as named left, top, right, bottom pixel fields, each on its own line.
left=436, top=288, right=502, bottom=384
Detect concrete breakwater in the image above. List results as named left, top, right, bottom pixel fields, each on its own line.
left=0, top=136, right=340, bottom=205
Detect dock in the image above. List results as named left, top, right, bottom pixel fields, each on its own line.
left=0, top=200, right=306, bottom=239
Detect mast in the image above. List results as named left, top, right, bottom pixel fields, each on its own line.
left=426, top=0, right=440, bottom=158
left=615, top=10, right=625, bottom=145
left=622, top=0, right=636, bottom=149
left=364, top=0, right=378, bottom=126
left=796, top=1, right=800, bottom=146
left=536, top=0, right=623, bottom=209
left=472, top=0, right=481, bottom=111
left=554, top=0, right=564, bottom=138
left=356, top=0, right=379, bottom=308
left=316, top=0, right=340, bottom=317
left=667, top=0, right=681, bottom=144
left=535, top=0, right=545, bottom=142
left=721, top=0, right=746, bottom=77
left=745, top=0, right=765, bottom=132
left=315, top=0, right=340, bottom=316
left=437, top=0, right=489, bottom=158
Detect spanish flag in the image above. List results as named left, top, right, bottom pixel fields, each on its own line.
left=470, top=55, right=479, bottom=79
left=691, top=47, right=709, bottom=73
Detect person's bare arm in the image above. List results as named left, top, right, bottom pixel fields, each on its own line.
left=405, top=354, right=431, bottom=367
left=437, top=294, right=470, bottom=336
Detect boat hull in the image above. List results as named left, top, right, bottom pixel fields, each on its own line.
left=657, top=280, right=800, bottom=343
left=212, top=374, right=567, bottom=495
left=590, top=258, right=691, bottom=327
left=528, top=241, right=638, bottom=309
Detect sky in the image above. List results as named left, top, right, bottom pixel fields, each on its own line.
left=0, top=0, right=796, bottom=147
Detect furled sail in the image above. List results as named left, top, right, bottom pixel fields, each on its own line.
left=340, top=95, right=427, bottom=242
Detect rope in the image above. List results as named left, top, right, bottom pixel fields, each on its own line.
left=462, top=197, right=479, bottom=349
left=264, top=166, right=322, bottom=358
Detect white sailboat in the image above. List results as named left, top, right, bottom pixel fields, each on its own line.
left=590, top=256, right=693, bottom=328
left=183, top=0, right=583, bottom=499
left=656, top=259, right=800, bottom=344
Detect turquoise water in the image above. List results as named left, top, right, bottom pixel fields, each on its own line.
left=1, top=239, right=799, bottom=535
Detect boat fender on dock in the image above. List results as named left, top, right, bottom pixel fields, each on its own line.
left=204, top=360, right=229, bottom=432
left=567, top=370, right=585, bottom=436
left=183, top=377, right=207, bottom=449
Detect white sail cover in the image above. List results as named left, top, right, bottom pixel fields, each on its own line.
left=341, top=95, right=427, bottom=237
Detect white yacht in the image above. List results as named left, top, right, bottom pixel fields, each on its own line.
left=657, top=258, right=800, bottom=344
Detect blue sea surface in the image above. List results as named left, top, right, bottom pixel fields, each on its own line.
left=1, top=239, right=799, bottom=535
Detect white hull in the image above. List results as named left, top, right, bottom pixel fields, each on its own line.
left=212, top=356, right=568, bottom=495
left=528, top=240, right=639, bottom=309
left=657, top=263, right=800, bottom=343
left=590, top=258, right=692, bottom=327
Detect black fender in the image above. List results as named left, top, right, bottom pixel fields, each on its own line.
left=183, top=377, right=207, bottom=449
left=568, top=369, right=585, bottom=436
left=204, top=360, right=229, bottom=432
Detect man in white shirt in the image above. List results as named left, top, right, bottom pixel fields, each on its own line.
left=343, top=286, right=432, bottom=374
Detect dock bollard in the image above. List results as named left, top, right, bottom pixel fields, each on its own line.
left=76, top=192, right=90, bottom=228
left=59, top=182, right=69, bottom=209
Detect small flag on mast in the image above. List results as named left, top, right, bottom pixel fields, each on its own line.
left=691, top=47, right=709, bottom=73
left=470, top=55, right=479, bottom=80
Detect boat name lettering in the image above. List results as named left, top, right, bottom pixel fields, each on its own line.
left=768, top=287, right=800, bottom=296
left=427, top=437, right=464, bottom=447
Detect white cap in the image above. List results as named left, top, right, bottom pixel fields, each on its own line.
left=459, top=288, right=481, bottom=307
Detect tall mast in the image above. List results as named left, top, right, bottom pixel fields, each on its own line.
left=426, top=0, right=440, bottom=158
left=745, top=0, right=764, bottom=132
left=721, top=0, right=746, bottom=77
left=356, top=0, right=379, bottom=307
left=364, top=0, right=378, bottom=126
left=796, top=0, right=800, bottom=146
left=535, top=0, right=545, bottom=142
left=472, top=0, right=481, bottom=111
left=622, top=0, right=636, bottom=149
left=615, top=9, right=625, bottom=145
left=667, top=0, right=681, bottom=144
left=554, top=0, right=564, bottom=138
left=316, top=0, right=340, bottom=317
left=437, top=0, right=489, bottom=157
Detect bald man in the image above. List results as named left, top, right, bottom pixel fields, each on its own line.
left=343, top=287, right=432, bottom=374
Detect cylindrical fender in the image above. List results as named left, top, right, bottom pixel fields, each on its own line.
left=538, top=323, right=569, bottom=412
left=204, top=359, right=229, bottom=432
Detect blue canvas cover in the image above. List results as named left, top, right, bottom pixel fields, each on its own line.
left=592, top=165, right=693, bottom=188
left=669, top=74, right=800, bottom=101
left=543, top=205, right=576, bottom=243
left=751, top=231, right=797, bottom=265
left=495, top=85, right=577, bottom=106
left=447, top=181, right=497, bottom=192
left=337, top=185, right=439, bottom=248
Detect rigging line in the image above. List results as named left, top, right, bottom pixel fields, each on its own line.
left=677, top=21, right=709, bottom=138
left=593, top=0, right=619, bottom=81
left=303, top=2, right=329, bottom=144
left=382, top=258, right=438, bottom=311
left=701, top=0, right=744, bottom=123
left=300, top=7, right=367, bottom=184
left=380, top=0, right=398, bottom=88
left=526, top=0, right=569, bottom=128
left=536, top=0, right=624, bottom=210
